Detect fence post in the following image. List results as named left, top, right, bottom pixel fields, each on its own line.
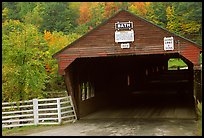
left=69, top=96, right=77, bottom=120
left=57, top=98, right=61, bottom=124
left=33, top=99, right=39, bottom=125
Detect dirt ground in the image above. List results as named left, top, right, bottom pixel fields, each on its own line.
left=4, top=118, right=199, bottom=136
left=3, top=93, right=199, bottom=136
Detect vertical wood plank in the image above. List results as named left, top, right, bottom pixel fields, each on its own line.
left=57, top=98, right=61, bottom=124
left=64, top=65, right=79, bottom=119
left=33, top=99, right=38, bottom=125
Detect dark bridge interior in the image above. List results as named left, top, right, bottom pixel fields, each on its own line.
left=67, top=54, right=196, bottom=119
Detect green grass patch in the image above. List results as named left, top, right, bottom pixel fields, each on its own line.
left=2, top=124, right=60, bottom=136
left=168, top=58, right=188, bottom=69
left=2, top=125, right=38, bottom=136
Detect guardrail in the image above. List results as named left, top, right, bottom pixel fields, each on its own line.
left=2, top=96, right=76, bottom=128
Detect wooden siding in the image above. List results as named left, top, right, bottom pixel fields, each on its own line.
left=54, top=10, right=201, bottom=75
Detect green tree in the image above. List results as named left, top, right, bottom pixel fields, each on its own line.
left=23, top=2, right=44, bottom=28
left=146, top=2, right=170, bottom=28
left=2, top=2, right=20, bottom=20
left=88, top=2, right=106, bottom=28
left=173, top=2, right=202, bottom=45
left=43, top=30, right=81, bottom=91
left=2, top=7, right=9, bottom=22
left=16, top=2, right=37, bottom=21
left=128, top=2, right=150, bottom=17
left=2, top=20, right=48, bottom=102
left=146, top=2, right=202, bottom=45
left=166, top=5, right=182, bottom=34
left=39, top=2, right=78, bottom=33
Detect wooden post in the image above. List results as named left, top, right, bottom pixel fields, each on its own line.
left=194, top=69, right=202, bottom=102
left=64, top=65, right=79, bottom=119
left=33, top=99, right=38, bottom=125
left=69, top=96, right=77, bottom=121
left=57, top=98, right=61, bottom=124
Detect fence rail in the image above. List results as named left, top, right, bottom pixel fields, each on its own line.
left=2, top=96, right=77, bottom=128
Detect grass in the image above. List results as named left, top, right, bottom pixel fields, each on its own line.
left=168, top=58, right=188, bottom=69
left=168, top=53, right=202, bottom=69
left=2, top=125, right=38, bottom=136
left=2, top=124, right=61, bottom=136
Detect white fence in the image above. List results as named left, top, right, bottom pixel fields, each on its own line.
left=2, top=96, right=77, bottom=128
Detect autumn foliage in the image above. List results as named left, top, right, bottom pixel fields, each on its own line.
left=2, top=2, right=202, bottom=102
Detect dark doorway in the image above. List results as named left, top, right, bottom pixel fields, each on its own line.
left=70, top=54, right=196, bottom=119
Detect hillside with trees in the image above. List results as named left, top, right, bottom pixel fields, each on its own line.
left=2, top=2, right=202, bottom=102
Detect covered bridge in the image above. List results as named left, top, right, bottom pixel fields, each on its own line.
left=53, top=10, right=202, bottom=119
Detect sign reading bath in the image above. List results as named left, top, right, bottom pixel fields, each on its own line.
left=115, top=21, right=133, bottom=30
left=164, top=37, right=174, bottom=50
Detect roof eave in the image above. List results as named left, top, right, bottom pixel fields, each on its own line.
left=53, top=9, right=202, bottom=58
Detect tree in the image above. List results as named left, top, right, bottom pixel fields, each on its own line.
left=76, top=2, right=106, bottom=34
left=2, top=7, right=9, bottom=22
left=128, top=2, right=150, bottom=17
left=173, top=2, right=202, bottom=45
left=16, top=2, right=37, bottom=21
left=2, top=2, right=20, bottom=20
left=43, top=30, right=81, bottom=91
left=76, top=2, right=125, bottom=34
left=166, top=5, right=182, bottom=34
left=146, top=2, right=171, bottom=28
left=145, top=2, right=202, bottom=45
left=39, top=2, right=78, bottom=33
left=77, top=2, right=92, bottom=25
left=88, top=2, right=106, bottom=27
left=23, top=2, right=44, bottom=28
left=2, top=20, right=48, bottom=102
left=103, top=2, right=119, bottom=18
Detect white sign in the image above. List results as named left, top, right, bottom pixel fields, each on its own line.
left=115, top=21, right=133, bottom=30
left=121, top=43, right=130, bottom=49
left=164, top=37, right=174, bottom=50
left=115, top=30, right=134, bottom=43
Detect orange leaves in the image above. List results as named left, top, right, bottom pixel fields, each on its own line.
left=45, top=63, right=51, bottom=73
left=77, top=2, right=121, bottom=26
left=77, top=2, right=105, bottom=25
left=43, top=30, right=81, bottom=55
left=77, top=2, right=121, bottom=25
left=77, top=2, right=92, bottom=25
left=103, top=2, right=119, bottom=18
left=44, top=30, right=52, bottom=41
left=44, top=30, right=64, bottom=48
left=77, top=2, right=151, bottom=27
